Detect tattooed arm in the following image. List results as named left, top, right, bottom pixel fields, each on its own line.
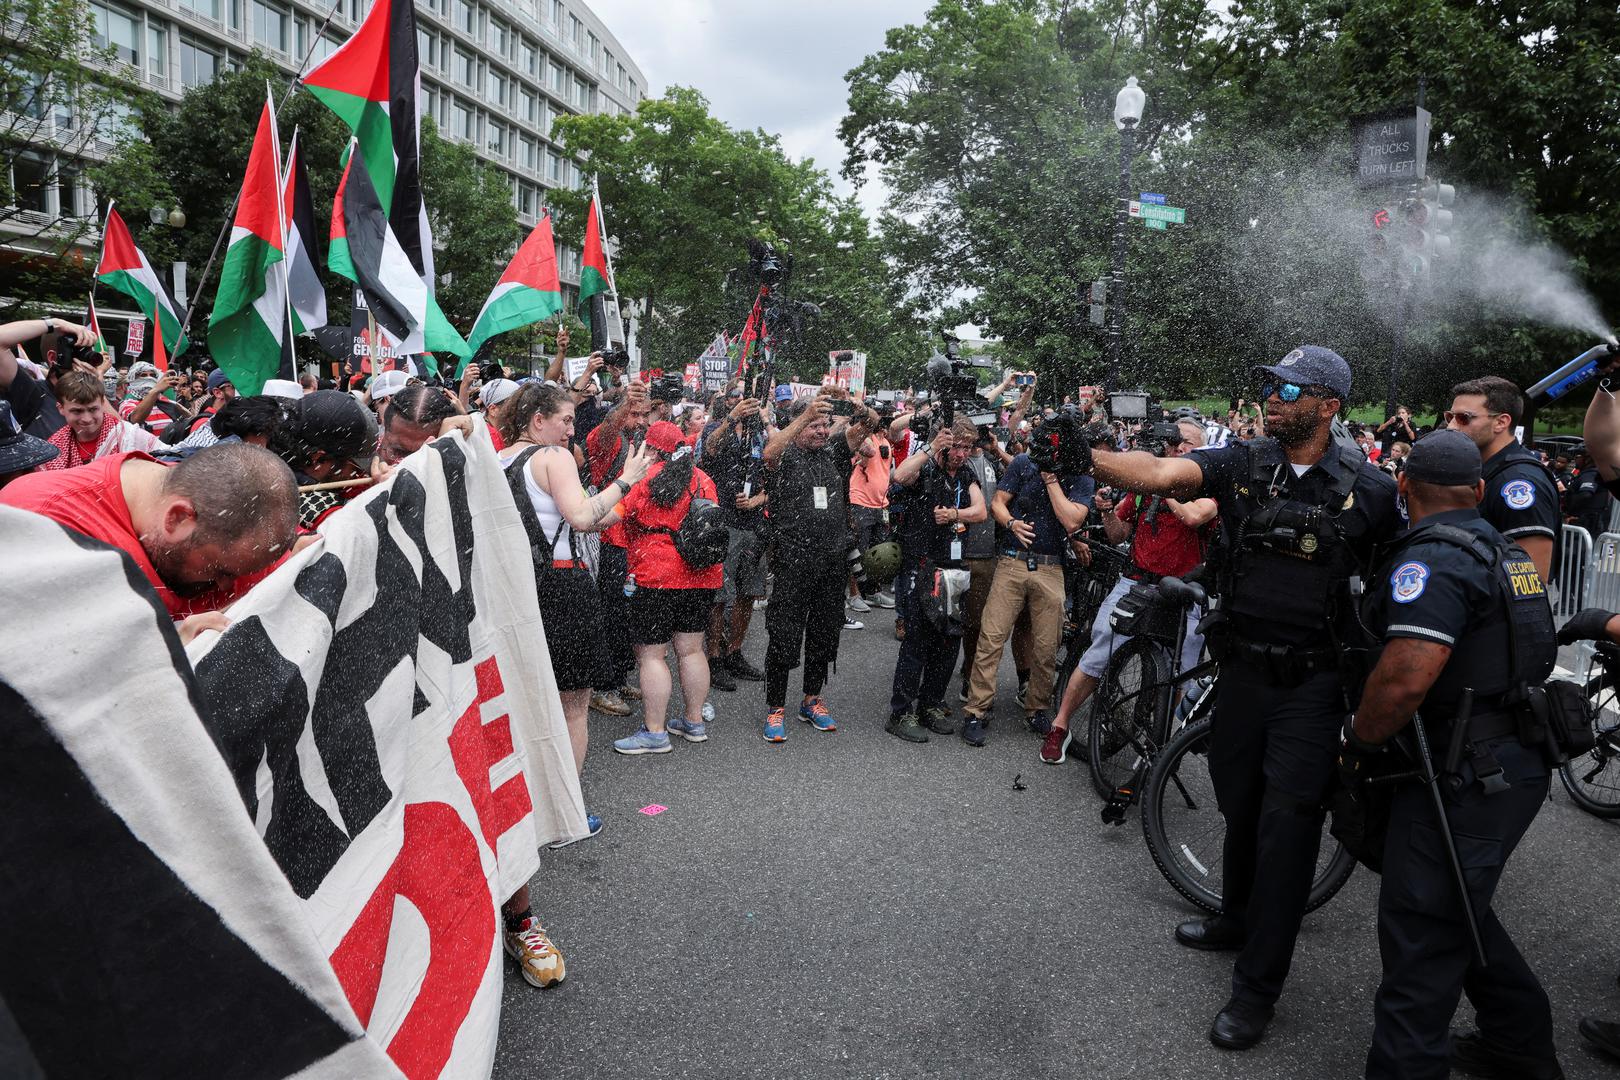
left=1349, top=638, right=1451, bottom=745
left=531, top=443, right=650, bottom=532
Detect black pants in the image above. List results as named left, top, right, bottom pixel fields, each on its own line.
left=765, top=550, right=845, bottom=709
left=1365, top=737, right=1553, bottom=1079
left=889, top=565, right=959, bottom=717
left=1209, top=660, right=1344, bottom=1007
left=593, top=543, right=635, bottom=691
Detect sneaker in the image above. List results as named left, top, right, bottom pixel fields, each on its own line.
left=701, top=700, right=716, bottom=723
left=668, top=715, right=709, bottom=743
left=799, top=697, right=838, bottom=731
left=726, top=651, right=766, bottom=681
left=960, top=715, right=987, bottom=747
left=1449, top=1031, right=1564, bottom=1079
left=847, top=594, right=872, bottom=613
left=894, top=617, right=906, bottom=641
left=619, top=684, right=643, bottom=702
left=612, top=727, right=672, bottom=755
left=1025, top=711, right=1052, bottom=735
left=753, top=597, right=768, bottom=610
left=922, top=706, right=955, bottom=735
left=504, top=915, right=566, bottom=988
left=548, top=813, right=604, bottom=850
left=709, top=656, right=738, bottom=693
left=590, top=689, right=632, bottom=717
left=886, top=713, right=930, bottom=743
left=1040, top=726, right=1073, bottom=764
left=843, top=616, right=864, bottom=631
left=763, top=707, right=787, bottom=743
left=870, top=590, right=896, bottom=609
left=1014, top=681, right=1028, bottom=711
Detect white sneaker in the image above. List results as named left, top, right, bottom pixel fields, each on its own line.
left=843, top=616, right=864, bottom=631
left=869, top=591, right=896, bottom=609
left=847, top=595, right=872, bottom=613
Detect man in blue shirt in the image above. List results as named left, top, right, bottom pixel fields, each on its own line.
left=957, top=441, right=1094, bottom=745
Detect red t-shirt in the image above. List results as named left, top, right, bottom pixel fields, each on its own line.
left=0, top=452, right=273, bottom=619
left=1115, top=494, right=1208, bottom=579
left=489, top=425, right=507, bottom=453
left=618, top=461, right=724, bottom=590
left=585, top=425, right=630, bottom=548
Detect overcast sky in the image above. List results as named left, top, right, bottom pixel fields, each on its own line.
left=586, top=1, right=935, bottom=216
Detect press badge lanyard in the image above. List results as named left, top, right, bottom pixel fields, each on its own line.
left=950, top=477, right=965, bottom=562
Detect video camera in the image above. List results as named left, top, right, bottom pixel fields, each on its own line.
left=649, top=371, right=686, bottom=405
left=924, top=331, right=998, bottom=432
left=1109, top=390, right=1182, bottom=456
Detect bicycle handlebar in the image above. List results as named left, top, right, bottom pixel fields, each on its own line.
left=1158, top=575, right=1207, bottom=609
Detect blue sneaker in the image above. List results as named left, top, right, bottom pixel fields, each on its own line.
left=799, top=697, right=837, bottom=732
left=613, top=728, right=672, bottom=756
left=763, top=706, right=787, bottom=743
left=548, top=813, right=603, bottom=849
left=668, top=715, right=709, bottom=743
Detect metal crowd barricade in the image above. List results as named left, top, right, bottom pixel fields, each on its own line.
left=1553, top=524, right=1595, bottom=624
left=1586, top=531, right=1620, bottom=612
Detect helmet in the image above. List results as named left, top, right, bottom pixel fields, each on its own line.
left=862, top=541, right=902, bottom=587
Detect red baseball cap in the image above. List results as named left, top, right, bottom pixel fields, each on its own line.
left=644, top=421, right=685, bottom=454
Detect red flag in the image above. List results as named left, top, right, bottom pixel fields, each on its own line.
left=735, top=286, right=767, bottom=376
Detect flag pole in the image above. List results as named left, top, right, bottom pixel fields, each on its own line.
left=273, top=117, right=300, bottom=382
left=176, top=0, right=344, bottom=346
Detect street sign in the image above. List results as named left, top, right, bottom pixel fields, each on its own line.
left=1137, top=204, right=1185, bottom=224
left=1089, top=280, right=1107, bottom=304
left=1128, top=200, right=1140, bottom=217
left=1143, top=219, right=1168, bottom=231
left=1353, top=106, right=1431, bottom=187
left=1089, top=303, right=1106, bottom=326
left=1139, top=193, right=1167, bottom=205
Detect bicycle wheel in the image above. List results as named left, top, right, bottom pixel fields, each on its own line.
left=1089, top=636, right=1172, bottom=801
left=1559, top=668, right=1620, bottom=818
left=1142, top=715, right=1357, bottom=915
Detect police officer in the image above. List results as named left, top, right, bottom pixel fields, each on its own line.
left=1444, top=376, right=1560, bottom=581
left=884, top=418, right=987, bottom=742
left=1080, top=346, right=1401, bottom=1049
left=1342, top=430, right=1560, bottom=1080
left=759, top=391, right=878, bottom=742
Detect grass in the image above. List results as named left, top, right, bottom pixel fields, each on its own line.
left=1161, top=399, right=1586, bottom=437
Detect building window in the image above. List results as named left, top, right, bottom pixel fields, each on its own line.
left=453, top=0, right=473, bottom=34
left=538, top=98, right=549, bottom=136
left=251, top=0, right=287, bottom=52
left=628, top=76, right=637, bottom=100
left=587, top=31, right=598, bottom=66
left=548, top=60, right=563, bottom=93
left=10, top=155, right=50, bottom=214
left=547, top=150, right=560, bottom=182
left=488, top=18, right=508, bottom=56
left=520, top=135, right=538, bottom=171
left=454, top=48, right=474, bottom=86
left=519, top=39, right=536, bottom=76
left=487, top=70, right=506, bottom=106
left=179, top=0, right=220, bottom=21
left=178, top=37, right=217, bottom=86
left=90, top=2, right=141, bottom=66
left=550, top=0, right=563, bottom=29
left=486, top=120, right=505, bottom=155
left=147, top=23, right=166, bottom=77
left=450, top=99, right=473, bottom=141
left=517, top=87, right=534, bottom=124
left=616, top=63, right=625, bottom=90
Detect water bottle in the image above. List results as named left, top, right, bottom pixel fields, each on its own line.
left=622, top=573, right=637, bottom=598
left=701, top=700, right=715, bottom=723
left=1175, top=676, right=1209, bottom=723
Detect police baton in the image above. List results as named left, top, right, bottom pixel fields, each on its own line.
left=1410, top=703, right=1488, bottom=969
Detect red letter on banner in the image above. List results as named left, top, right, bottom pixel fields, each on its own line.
left=328, top=801, right=493, bottom=1079
left=448, top=656, right=533, bottom=852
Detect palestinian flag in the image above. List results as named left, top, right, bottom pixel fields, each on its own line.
left=464, top=212, right=562, bottom=367
left=735, top=285, right=767, bottom=376
left=577, top=192, right=612, bottom=332
left=328, top=142, right=428, bottom=358
left=282, top=129, right=326, bottom=336
left=84, top=293, right=111, bottom=366
left=208, top=95, right=289, bottom=395
left=96, top=206, right=187, bottom=357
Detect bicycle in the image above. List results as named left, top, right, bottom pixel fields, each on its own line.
left=1560, top=640, right=1620, bottom=817
left=1052, top=528, right=1132, bottom=724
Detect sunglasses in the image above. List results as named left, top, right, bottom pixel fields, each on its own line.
left=1260, top=381, right=1333, bottom=403
left=1442, top=409, right=1501, bottom=426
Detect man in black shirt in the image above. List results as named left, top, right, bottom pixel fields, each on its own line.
left=1444, top=376, right=1559, bottom=582
left=885, top=420, right=987, bottom=742
left=759, top=393, right=877, bottom=742
left=702, top=391, right=770, bottom=690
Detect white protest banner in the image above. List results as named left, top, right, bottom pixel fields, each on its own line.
left=186, top=417, right=585, bottom=1078
left=828, top=350, right=867, bottom=394
left=683, top=362, right=701, bottom=391
left=564, top=355, right=591, bottom=385
left=0, top=508, right=397, bottom=1079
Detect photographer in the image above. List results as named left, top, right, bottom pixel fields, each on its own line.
left=1375, top=404, right=1416, bottom=457
left=0, top=317, right=100, bottom=437
left=884, top=419, right=986, bottom=742
left=848, top=401, right=895, bottom=612
left=583, top=379, right=653, bottom=717
left=759, top=393, right=877, bottom=742
left=958, top=423, right=1093, bottom=745
left=701, top=389, right=771, bottom=691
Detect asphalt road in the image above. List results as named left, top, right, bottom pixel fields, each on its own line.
left=495, top=611, right=1620, bottom=1080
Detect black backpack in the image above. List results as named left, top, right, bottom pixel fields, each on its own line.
left=656, top=488, right=729, bottom=570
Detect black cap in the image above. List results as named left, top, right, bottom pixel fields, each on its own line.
left=294, top=390, right=377, bottom=468
left=1254, top=345, right=1352, bottom=400
left=0, top=401, right=59, bottom=474
left=1404, top=429, right=1481, bottom=486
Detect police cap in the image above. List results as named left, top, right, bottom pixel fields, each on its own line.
left=1404, top=429, right=1481, bottom=487
left=1254, top=345, right=1352, bottom=400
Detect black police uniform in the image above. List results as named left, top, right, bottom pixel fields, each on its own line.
left=761, top=440, right=855, bottom=710
left=888, top=458, right=979, bottom=721
left=1193, top=437, right=1400, bottom=1007
left=1359, top=508, right=1558, bottom=1080
left=1479, top=441, right=1560, bottom=561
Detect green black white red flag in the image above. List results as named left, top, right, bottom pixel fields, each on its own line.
left=84, top=293, right=111, bottom=367
left=463, top=211, right=563, bottom=369
left=208, top=92, right=290, bottom=395
left=96, top=206, right=187, bottom=358
left=328, top=140, right=428, bottom=353
left=577, top=190, right=613, bottom=333
left=282, top=128, right=327, bottom=336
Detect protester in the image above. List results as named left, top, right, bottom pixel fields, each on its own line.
left=0, top=441, right=298, bottom=632
left=366, top=368, right=415, bottom=421
left=701, top=390, right=771, bottom=692
left=479, top=377, right=521, bottom=451
left=0, top=317, right=99, bottom=437
left=583, top=379, right=653, bottom=717
left=41, top=369, right=160, bottom=468
left=0, top=399, right=59, bottom=487
left=759, top=393, right=877, bottom=741
left=377, top=382, right=470, bottom=467
left=119, top=362, right=188, bottom=435
left=269, top=390, right=376, bottom=530
left=170, top=393, right=288, bottom=453
left=612, top=421, right=722, bottom=754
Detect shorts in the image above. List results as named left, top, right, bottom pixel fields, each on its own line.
left=537, top=567, right=610, bottom=692
left=1077, top=576, right=1204, bottom=679
left=719, top=526, right=768, bottom=606
left=629, top=586, right=716, bottom=645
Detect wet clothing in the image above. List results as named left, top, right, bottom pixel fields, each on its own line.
left=1479, top=442, right=1559, bottom=551
left=996, top=454, right=1092, bottom=558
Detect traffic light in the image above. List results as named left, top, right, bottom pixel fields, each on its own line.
left=1396, top=196, right=1431, bottom=280
left=1421, top=179, right=1455, bottom=265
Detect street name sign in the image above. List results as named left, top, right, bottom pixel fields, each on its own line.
left=1139, top=193, right=1167, bottom=205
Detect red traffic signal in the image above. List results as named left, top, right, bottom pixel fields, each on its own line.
left=1372, top=207, right=1391, bottom=229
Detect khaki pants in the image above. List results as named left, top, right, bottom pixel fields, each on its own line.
left=964, top=557, right=1065, bottom=717
left=961, top=556, right=1033, bottom=682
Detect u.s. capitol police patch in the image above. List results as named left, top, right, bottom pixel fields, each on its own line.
left=1501, top=479, right=1536, bottom=510
left=1391, top=561, right=1429, bottom=604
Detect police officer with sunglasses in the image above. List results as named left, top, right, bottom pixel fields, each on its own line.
left=1072, top=346, right=1401, bottom=1051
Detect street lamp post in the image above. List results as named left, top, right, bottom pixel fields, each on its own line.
left=1107, top=76, right=1145, bottom=394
